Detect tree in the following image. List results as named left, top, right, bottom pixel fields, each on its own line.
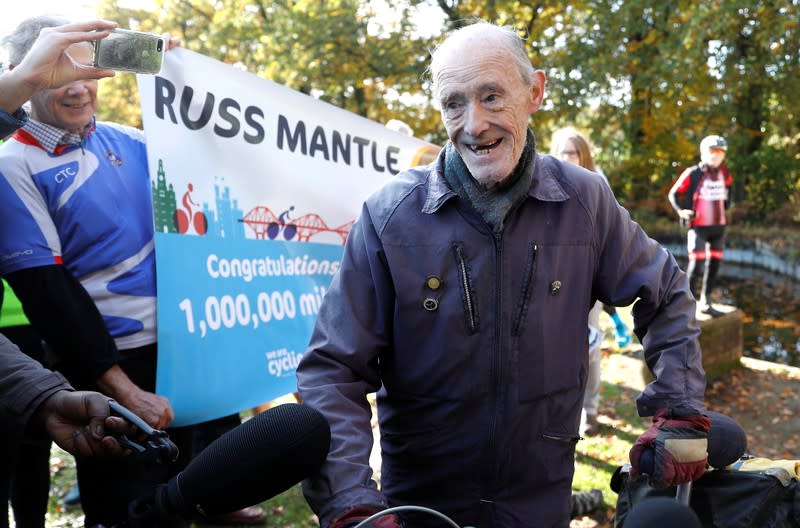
left=96, top=0, right=441, bottom=140
left=712, top=1, right=800, bottom=217
left=93, top=0, right=799, bottom=221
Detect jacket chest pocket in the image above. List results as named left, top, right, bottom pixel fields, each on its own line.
left=383, top=241, right=488, bottom=399
left=513, top=241, right=592, bottom=402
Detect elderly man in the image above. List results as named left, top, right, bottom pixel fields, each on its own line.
left=0, top=16, right=264, bottom=527
left=297, top=21, right=709, bottom=527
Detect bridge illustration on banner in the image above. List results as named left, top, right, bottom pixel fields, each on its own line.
left=241, top=205, right=354, bottom=244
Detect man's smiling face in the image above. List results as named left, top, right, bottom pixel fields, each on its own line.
left=29, top=42, right=97, bottom=134
left=435, top=34, right=542, bottom=188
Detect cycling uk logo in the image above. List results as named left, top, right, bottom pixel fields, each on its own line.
left=105, top=150, right=123, bottom=167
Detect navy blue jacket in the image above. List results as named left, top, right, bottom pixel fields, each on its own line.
left=297, top=146, right=705, bottom=527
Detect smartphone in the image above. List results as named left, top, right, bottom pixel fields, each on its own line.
left=92, top=28, right=165, bottom=75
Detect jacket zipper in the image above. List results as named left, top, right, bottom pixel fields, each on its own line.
left=479, top=232, right=504, bottom=513
left=453, top=244, right=477, bottom=333
left=542, top=432, right=581, bottom=443
left=512, top=242, right=538, bottom=336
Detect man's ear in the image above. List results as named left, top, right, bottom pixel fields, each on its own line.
left=528, top=70, right=546, bottom=113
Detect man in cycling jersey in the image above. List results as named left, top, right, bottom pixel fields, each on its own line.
left=668, top=135, right=732, bottom=317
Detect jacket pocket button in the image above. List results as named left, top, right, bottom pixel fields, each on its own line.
left=423, top=298, right=439, bottom=311
left=425, top=275, right=443, bottom=290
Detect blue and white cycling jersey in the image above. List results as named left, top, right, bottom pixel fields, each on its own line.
left=0, top=121, right=156, bottom=349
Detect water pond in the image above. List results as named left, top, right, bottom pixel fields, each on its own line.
left=696, top=260, right=800, bottom=367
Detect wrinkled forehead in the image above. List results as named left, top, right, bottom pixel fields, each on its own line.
left=432, top=44, right=522, bottom=100
left=432, top=28, right=508, bottom=74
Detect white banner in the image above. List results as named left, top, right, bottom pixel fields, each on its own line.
left=138, top=49, right=439, bottom=425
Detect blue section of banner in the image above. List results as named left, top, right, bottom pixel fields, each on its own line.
left=154, top=232, right=342, bottom=426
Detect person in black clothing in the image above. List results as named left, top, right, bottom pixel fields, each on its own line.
left=668, top=135, right=732, bottom=317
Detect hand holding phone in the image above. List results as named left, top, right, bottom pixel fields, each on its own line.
left=93, top=28, right=165, bottom=74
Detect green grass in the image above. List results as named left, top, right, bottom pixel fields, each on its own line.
left=257, top=485, right=318, bottom=528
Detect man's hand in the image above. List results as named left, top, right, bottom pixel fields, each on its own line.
left=678, top=209, right=695, bottom=222
left=163, top=33, right=182, bottom=51
left=329, top=504, right=402, bottom=528
left=609, top=311, right=631, bottom=348
left=629, top=406, right=711, bottom=488
left=14, top=20, right=118, bottom=89
left=0, top=20, right=118, bottom=114
left=97, top=365, right=174, bottom=430
left=36, top=390, right=132, bottom=457
left=118, top=387, right=174, bottom=430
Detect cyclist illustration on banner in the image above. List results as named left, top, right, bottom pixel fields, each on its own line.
left=268, top=205, right=297, bottom=240
left=174, top=183, right=208, bottom=235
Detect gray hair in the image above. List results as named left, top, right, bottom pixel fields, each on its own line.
left=2, top=15, right=70, bottom=67
left=428, top=20, right=536, bottom=98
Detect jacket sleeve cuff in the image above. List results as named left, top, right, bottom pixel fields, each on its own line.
left=14, top=370, right=72, bottom=435
left=317, top=487, right=388, bottom=528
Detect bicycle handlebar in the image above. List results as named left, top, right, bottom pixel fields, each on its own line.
left=352, top=505, right=476, bottom=528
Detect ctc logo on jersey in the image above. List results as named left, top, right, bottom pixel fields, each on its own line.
left=54, top=165, right=77, bottom=184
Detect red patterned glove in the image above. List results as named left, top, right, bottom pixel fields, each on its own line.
left=329, top=504, right=402, bottom=528
left=629, top=406, right=711, bottom=488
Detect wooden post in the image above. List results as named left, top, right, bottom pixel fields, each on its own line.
left=640, top=304, right=744, bottom=383
left=695, top=305, right=744, bottom=381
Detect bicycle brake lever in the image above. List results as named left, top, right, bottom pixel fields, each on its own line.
left=108, top=399, right=179, bottom=464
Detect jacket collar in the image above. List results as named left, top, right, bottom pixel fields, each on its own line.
left=421, top=148, right=457, bottom=214
left=16, top=117, right=96, bottom=154
left=529, top=154, right=570, bottom=202
left=421, top=139, right=569, bottom=214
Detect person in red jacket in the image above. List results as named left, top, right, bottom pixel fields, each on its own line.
left=668, top=135, right=732, bottom=317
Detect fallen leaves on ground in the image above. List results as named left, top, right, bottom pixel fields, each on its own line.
left=706, top=360, right=800, bottom=460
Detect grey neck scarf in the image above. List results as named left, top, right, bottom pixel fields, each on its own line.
left=443, top=130, right=536, bottom=233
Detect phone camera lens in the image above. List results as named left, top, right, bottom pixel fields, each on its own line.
left=157, top=40, right=163, bottom=52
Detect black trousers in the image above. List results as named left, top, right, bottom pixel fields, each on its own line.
left=686, top=225, right=726, bottom=301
